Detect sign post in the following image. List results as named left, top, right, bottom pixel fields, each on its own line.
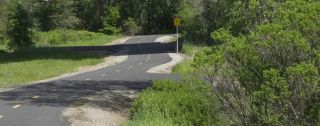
left=174, top=17, right=181, bottom=53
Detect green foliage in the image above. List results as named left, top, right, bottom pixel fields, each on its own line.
left=126, top=79, right=219, bottom=126
left=122, top=17, right=140, bottom=36
left=186, top=0, right=320, bottom=125
left=33, top=0, right=58, bottom=31
left=253, top=69, right=291, bottom=125
left=178, top=0, right=208, bottom=43
left=7, top=2, right=34, bottom=50
left=100, top=6, right=121, bottom=34
left=34, top=29, right=106, bottom=46
left=173, top=43, right=210, bottom=75
left=172, top=60, right=194, bottom=75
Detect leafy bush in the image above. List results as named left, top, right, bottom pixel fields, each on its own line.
left=7, top=3, right=33, bottom=50
left=34, top=29, right=105, bottom=46
left=191, top=1, right=320, bottom=125
left=125, top=79, right=219, bottom=126
left=122, top=17, right=140, bottom=36
left=100, top=6, right=121, bottom=34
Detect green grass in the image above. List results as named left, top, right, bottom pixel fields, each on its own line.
left=172, top=59, right=194, bottom=74
left=124, top=80, right=219, bottom=126
left=181, top=42, right=205, bottom=56
left=0, top=32, right=121, bottom=88
left=34, top=29, right=122, bottom=47
left=172, top=43, right=206, bottom=74
left=60, top=34, right=121, bottom=47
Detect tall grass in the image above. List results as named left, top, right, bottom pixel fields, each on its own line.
left=124, top=80, right=219, bottom=126
left=34, top=29, right=121, bottom=47
left=181, top=42, right=205, bottom=56
left=172, top=43, right=206, bottom=74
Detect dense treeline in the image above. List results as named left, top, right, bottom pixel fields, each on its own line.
left=0, top=0, right=223, bottom=50
left=0, top=0, right=182, bottom=33
left=0, top=0, right=184, bottom=50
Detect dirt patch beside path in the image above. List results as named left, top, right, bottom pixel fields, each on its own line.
left=63, top=88, right=140, bottom=126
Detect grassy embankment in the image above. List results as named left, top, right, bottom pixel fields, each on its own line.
left=124, top=43, right=218, bottom=126
left=172, top=43, right=206, bottom=74
left=124, top=80, right=218, bottom=126
left=0, top=30, right=121, bottom=88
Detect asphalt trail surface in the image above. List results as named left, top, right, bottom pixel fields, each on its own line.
left=0, top=35, right=178, bottom=126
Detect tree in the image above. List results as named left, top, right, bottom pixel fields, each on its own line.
left=122, top=17, right=140, bottom=36
left=54, top=0, right=79, bottom=42
left=0, top=1, right=6, bottom=44
left=100, top=6, right=121, bottom=34
left=7, top=2, right=33, bottom=50
left=33, top=0, right=58, bottom=31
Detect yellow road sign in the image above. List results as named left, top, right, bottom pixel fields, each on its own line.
left=174, top=17, right=181, bottom=26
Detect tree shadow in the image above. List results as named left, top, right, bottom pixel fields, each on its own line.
left=0, top=80, right=153, bottom=113
left=0, top=42, right=177, bottom=64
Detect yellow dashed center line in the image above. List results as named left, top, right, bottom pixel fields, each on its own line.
left=32, top=96, right=40, bottom=99
left=12, top=104, right=21, bottom=109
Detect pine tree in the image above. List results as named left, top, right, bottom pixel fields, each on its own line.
left=7, top=3, right=33, bottom=50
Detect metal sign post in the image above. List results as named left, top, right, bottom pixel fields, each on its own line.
left=176, top=26, right=179, bottom=53
left=174, top=17, right=181, bottom=53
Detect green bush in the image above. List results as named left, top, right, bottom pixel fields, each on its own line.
left=122, top=17, right=140, bottom=36
left=125, top=79, right=220, bottom=126
left=7, top=3, right=33, bottom=50
left=34, top=29, right=105, bottom=46
left=191, top=1, right=320, bottom=125
left=100, top=6, right=121, bottom=34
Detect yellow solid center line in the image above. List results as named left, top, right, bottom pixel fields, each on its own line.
left=12, top=104, right=21, bottom=109
left=32, top=96, right=40, bottom=99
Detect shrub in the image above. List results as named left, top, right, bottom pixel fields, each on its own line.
left=34, top=29, right=105, bottom=46
left=126, top=79, right=220, bottom=126
left=7, top=3, right=33, bottom=50
left=194, top=1, right=320, bottom=124
left=100, top=6, right=121, bottom=34
left=122, top=17, right=140, bottom=36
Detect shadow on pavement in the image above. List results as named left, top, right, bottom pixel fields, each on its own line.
left=0, top=80, right=152, bottom=112
left=0, top=42, right=177, bottom=64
